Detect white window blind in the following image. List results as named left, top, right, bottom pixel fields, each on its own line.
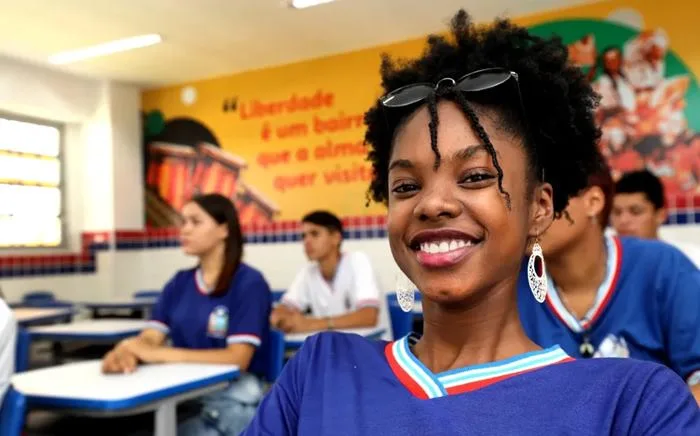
left=0, top=116, right=63, bottom=247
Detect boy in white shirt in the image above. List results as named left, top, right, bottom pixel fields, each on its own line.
left=270, top=211, right=384, bottom=333
left=0, top=296, right=16, bottom=403
left=611, top=169, right=700, bottom=267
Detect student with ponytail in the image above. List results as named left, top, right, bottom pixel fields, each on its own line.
left=102, top=194, right=272, bottom=435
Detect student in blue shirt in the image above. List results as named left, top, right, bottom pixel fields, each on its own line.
left=518, top=161, right=700, bottom=404
left=242, top=10, right=699, bottom=436
left=102, top=193, right=271, bottom=435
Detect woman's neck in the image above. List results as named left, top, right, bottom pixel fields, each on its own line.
left=199, top=245, right=225, bottom=289
left=414, top=277, right=538, bottom=374
left=547, top=230, right=607, bottom=296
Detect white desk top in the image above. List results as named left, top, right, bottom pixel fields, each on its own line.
left=29, top=319, right=148, bottom=337
left=285, top=327, right=386, bottom=347
left=13, top=307, right=73, bottom=324
left=82, top=298, right=157, bottom=308
left=11, top=360, right=239, bottom=410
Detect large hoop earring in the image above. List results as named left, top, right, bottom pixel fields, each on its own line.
left=527, top=240, right=548, bottom=303
left=395, top=273, right=416, bottom=313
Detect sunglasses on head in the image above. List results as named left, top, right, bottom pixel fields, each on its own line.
left=379, top=67, right=543, bottom=180
left=379, top=67, right=520, bottom=109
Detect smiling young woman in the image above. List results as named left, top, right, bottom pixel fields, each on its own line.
left=241, top=9, right=700, bottom=435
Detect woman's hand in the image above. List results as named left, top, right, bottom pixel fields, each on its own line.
left=101, top=337, right=175, bottom=374
left=101, top=342, right=139, bottom=374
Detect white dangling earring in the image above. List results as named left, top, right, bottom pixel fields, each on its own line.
left=395, top=272, right=416, bottom=313
left=527, top=239, right=548, bottom=303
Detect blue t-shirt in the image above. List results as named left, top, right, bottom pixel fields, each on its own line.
left=242, top=332, right=699, bottom=435
left=518, top=235, right=700, bottom=384
left=147, top=263, right=272, bottom=376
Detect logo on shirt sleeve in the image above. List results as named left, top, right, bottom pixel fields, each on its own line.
left=207, top=305, right=229, bottom=338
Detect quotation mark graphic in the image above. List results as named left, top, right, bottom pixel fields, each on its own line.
left=223, top=97, right=238, bottom=113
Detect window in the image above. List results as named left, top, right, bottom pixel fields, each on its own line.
left=0, top=115, right=62, bottom=247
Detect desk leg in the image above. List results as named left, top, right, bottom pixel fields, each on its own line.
left=154, top=401, right=176, bottom=436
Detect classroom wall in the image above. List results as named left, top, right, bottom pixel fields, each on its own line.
left=0, top=55, right=145, bottom=301
left=1, top=0, right=699, bottom=304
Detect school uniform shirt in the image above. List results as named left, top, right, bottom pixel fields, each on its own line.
left=281, top=251, right=389, bottom=334
left=605, top=227, right=700, bottom=268
left=518, top=234, right=700, bottom=387
left=241, top=332, right=700, bottom=435
left=0, top=298, right=16, bottom=403
left=668, top=241, right=700, bottom=268
left=146, top=263, right=272, bottom=376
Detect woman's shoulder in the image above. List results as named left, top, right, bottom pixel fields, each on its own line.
left=165, top=267, right=197, bottom=288
left=557, top=358, right=699, bottom=431
left=283, top=332, right=389, bottom=385
left=619, top=236, right=696, bottom=271
left=297, top=331, right=387, bottom=362
left=234, top=263, right=269, bottom=285
left=555, top=357, right=691, bottom=400
left=306, top=330, right=386, bottom=346
left=236, top=262, right=262, bottom=276
left=562, top=355, right=669, bottom=376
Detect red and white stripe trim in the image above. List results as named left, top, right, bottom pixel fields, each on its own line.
left=226, top=333, right=261, bottom=347
left=545, top=235, right=622, bottom=333
left=145, top=320, right=170, bottom=334
left=385, top=333, right=573, bottom=399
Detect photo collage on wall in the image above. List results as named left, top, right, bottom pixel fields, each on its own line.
left=536, top=18, right=700, bottom=198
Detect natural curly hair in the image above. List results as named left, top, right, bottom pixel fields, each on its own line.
left=364, top=10, right=603, bottom=215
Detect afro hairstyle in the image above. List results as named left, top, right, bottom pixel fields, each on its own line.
left=364, top=9, right=604, bottom=216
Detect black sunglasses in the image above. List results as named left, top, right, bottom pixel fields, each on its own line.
left=379, top=67, right=520, bottom=109
left=379, top=67, right=543, bottom=180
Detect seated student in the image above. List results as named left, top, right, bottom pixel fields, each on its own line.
left=0, top=297, right=16, bottom=404
left=517, top=162, right=700, bottom=404
left=102, top=194, right=272, bottom=436
left=270, top=211, right=384, bottom=333
left=611, top=169, right=700, bottom=266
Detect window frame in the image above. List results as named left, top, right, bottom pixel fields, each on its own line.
left=0, top=110, right=66, bottom=250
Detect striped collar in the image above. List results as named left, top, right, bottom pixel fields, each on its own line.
left=545, top=234, right=622, bottom=333
left=194, top=268, right=213, bottom=295
left=385, top=333, right=572, bottom=400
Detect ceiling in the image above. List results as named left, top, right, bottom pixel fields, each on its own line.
left=0, top=0, right=596, bottom=88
